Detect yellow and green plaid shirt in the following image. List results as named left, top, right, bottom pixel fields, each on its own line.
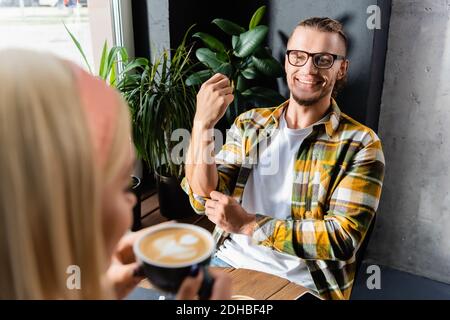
left=181, top=99, right=385, bottom=300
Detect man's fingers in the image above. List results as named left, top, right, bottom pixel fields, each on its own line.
left=210, top=191, right=229, bottom=202
left=205, top=199, right=217, bottom=209
left=204, top=73, right=227, bottom=85
left=205, top=208, right=219, bottom=225
left=217, top=86, right=233, bottom=96
left=212, top=77, right=231, bottom=90
left=224, top=93, right=234, bottom=106
left=205, top=207, right=216, bottom=218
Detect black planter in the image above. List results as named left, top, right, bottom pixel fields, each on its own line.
left=141, top=161, right=156, bottom=190
left=155, top=169, right=197, bottom=220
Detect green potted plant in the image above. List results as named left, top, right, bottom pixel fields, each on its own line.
left=185, top=5, right=286, bottom=125
left=63, top=23, right=143, bottom=87
left=116, top=30, right=198, bottom=220
left=65, top=24, right=150, bottom=228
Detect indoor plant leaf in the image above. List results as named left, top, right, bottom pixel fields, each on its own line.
left=231, top=35, right=240, bottom=50
left=251, top=55, right=284, bottom=77
left=234, top=25, right=268, bottom=58
left=98, top=41, right=109, bottom=79
left=214, top=62, right=233, bottom=78
left=185, top=70, right=214, bottom=86
left=103, top=46, right=123, bottom=81
left=193, top=32, right=226, bottom=53
left=249, top=5, right=266, bottom=30
left=212, top=18, right=245, bottom=36
left=241, top=66, right=258, bottom=80
left=241, top=86, right=286, bottom=106
left=196, top=47, right=224, bottom=69
left=236, top=74, right=248, bottom=92
left=63, top=22, right=93, bottom=74
left=120, top=58, right=148, bottom=75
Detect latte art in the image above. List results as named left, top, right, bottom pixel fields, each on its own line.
left=139, top=227, right=211, bottom=265
left=153, top=234, right=199, bottom=261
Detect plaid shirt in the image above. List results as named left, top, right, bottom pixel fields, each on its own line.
left=181, top=99, right=385, bottom=300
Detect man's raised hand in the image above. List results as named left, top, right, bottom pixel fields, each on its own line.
left=194, top=73, right=234, bottom=130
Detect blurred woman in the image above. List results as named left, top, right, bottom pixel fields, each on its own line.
left=0, top=49, right=230, bottom=299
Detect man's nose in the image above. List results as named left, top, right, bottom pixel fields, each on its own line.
left=300, top=56, right=318, bottom=74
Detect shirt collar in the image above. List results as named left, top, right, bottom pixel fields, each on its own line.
left=266, top=98, right=341, bottom=138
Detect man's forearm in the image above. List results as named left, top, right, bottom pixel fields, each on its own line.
left=185, top=124, right=218, bottom=197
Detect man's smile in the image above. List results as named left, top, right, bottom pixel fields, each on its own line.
left=294, top=76, right=325, bottom=89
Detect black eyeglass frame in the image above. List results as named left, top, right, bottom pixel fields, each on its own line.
left=286, top=49, right=346, bottom=69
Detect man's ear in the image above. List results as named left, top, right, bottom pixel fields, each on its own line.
left=338, top=59, right=349, bottom=80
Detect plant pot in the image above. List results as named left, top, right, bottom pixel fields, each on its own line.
left=155, top=168, right=197, bottom=220
left=141, top=160, right=156, bottom=190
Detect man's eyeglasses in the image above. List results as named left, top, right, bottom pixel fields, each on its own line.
left=286, top=50, right=346, bottom=69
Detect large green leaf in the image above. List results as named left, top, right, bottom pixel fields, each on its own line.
left=196, top=48, right=224, bottom=69
left=241, top=87, right=286, bottom=106
left=212, top=18, right=245, bottom=36
left=234, top=25, right=268, bottom=58
left=185, top=70, right=213, bottom=86
left=241, top=66, right=258, bottom=80
left=251, top=55, right=284, bottom=77
left=103, top=46, right=122, bottom=81
left=249, top=5, right=266, bottom=30
left=193, top=32, right=226, bottom=53
left=120, top=58, right=148, bottom=75
left=214, top=63, right=233, bottom=78
left=232, top=35, right=240, bottom=50
left=98, top=41, right=109, bottom=79
left=217, top=51, right=228, bottom=62
left=64, top=22, right=93, bottom=74
left=236, top=75, right=248, bottom=92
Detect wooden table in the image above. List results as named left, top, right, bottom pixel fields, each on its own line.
left=139, top=267, right=309, bottom=300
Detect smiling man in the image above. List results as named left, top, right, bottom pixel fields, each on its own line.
left=182, top=17, right=385, bottom=300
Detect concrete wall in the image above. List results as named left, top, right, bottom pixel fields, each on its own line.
left=147, top=0, right=170, bottom=60
left=367, top=0, right=450, bottom=284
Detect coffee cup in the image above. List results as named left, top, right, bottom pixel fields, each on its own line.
left=133, top=223, right=215, bottom=298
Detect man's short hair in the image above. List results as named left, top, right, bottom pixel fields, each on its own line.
left=297, top=17, right=348, bottom=54
left=291, top=17, right=348, bottom=98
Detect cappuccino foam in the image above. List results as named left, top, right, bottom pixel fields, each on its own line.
left=139, top=227, right=211, bottom=266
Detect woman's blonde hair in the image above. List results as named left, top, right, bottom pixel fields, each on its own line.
left=0, top=49, right=132, bottom=299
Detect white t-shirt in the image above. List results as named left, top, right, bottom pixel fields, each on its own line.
left=216, top=111, right=328, bottom=292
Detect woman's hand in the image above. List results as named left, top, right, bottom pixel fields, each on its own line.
left=106, top=229, right=148, bottom=299
left=176, top=268, right=232, bottom=300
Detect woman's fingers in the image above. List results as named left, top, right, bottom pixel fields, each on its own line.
left=176, top=270, right=204, bottom=300
left=107, top=261, right=144, bottom=299
left=208, top=268, right=232, bottom=300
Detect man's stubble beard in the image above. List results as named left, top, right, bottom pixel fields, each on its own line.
left=292, top=91, right=328, bottom=107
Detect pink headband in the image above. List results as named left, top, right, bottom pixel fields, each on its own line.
left=69, top=63, right=119, bottom=168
